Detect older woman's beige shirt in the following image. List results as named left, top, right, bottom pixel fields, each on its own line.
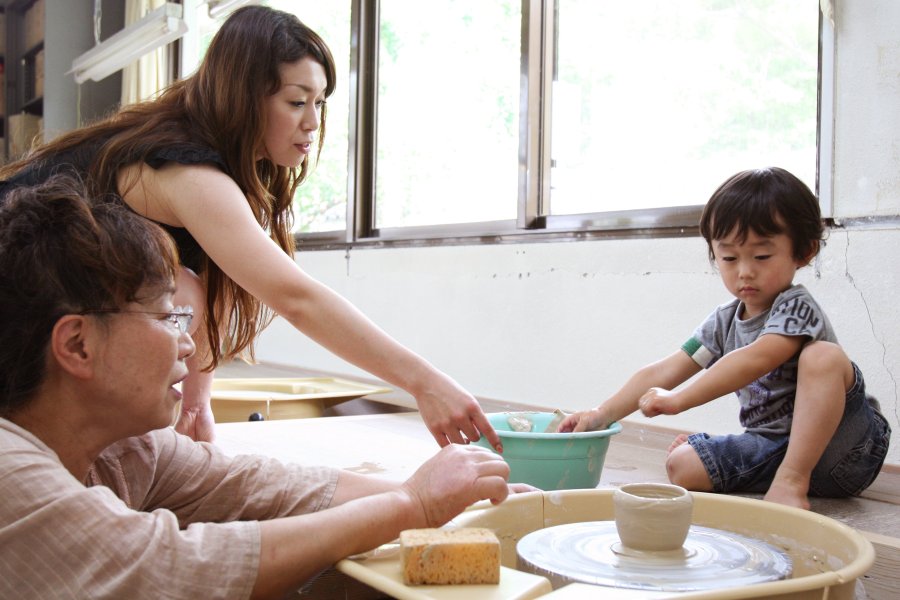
left=0, top=418, right=339, bottom=599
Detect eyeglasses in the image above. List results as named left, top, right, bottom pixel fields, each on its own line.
left=79, top=306, right=194, bottom=334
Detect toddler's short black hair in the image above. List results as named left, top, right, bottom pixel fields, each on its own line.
left=699, top=167, right=824, bottom=263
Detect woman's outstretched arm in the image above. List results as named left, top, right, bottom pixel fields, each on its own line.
left=125, top=162, right=501, bottom=451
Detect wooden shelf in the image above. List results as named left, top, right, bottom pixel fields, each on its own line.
left=22, top=95, right=42, bottom=116
left=4, top=0, right=44, bottom=159
left=21, top=39, right=42, bottom=60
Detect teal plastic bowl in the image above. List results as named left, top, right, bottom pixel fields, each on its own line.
left=474, top=412, right=621, bottom=491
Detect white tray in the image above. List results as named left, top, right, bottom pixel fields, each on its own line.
left=210, top=377, right=390, bottom=422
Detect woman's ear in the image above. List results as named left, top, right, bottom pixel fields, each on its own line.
left=50, top=315, right=96, bottom=379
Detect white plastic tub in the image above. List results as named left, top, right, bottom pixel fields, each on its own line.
left=337, top=489, right=874, bottom=599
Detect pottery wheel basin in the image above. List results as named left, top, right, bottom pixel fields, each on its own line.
left=448, top=488, right=875, bottom=600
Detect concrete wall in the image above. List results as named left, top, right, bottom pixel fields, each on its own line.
left=257, top=0, right=900, bottom=463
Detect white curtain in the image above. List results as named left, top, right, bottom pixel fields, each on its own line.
left=121, top=0, right=171, bottom=105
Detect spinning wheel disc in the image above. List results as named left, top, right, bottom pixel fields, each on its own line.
left=516, top=521, right=792, bottom=592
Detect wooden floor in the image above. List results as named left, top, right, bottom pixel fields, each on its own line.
left=215, top=360, right=899, bottom=599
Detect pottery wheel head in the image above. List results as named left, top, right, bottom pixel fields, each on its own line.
left=516, top=521, right=792, bottom=592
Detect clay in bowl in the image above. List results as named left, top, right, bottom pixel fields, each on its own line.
left=474, top=411, right=621, bottom=490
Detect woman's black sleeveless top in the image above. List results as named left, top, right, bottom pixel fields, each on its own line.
left=0, top=142, right=227, bottom=274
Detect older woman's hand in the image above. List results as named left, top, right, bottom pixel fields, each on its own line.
left=400, top=444, right=510, bottom=528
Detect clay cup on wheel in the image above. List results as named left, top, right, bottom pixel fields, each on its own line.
left=613, top=483, right=693, bottom=552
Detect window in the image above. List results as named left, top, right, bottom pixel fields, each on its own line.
left=375, top=1, right=521, bottom=229
left=188, top=0, right=825, bottom=245
left=551, top=1, right=819, bottom=216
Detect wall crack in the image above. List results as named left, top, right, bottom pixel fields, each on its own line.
left=843, top=230, right=899, bottom=423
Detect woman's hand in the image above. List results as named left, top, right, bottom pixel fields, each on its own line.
left=175, top=400, right=216, bottom=442
left=173, top=357, right=217, bottom=442
left=172, top=266, right=216, bottom=443
left=174, top=348, right=216, bottom=443
left=400, top=444, right=511, bottom=528
left=414, top=373, right=502, bottom=452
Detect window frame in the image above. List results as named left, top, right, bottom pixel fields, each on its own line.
left=289, top=0, right=833, bottom=249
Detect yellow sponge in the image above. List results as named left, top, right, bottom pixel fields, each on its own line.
left=400, top=527, right=501, bottom=585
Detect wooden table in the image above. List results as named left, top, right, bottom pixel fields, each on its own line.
left=214, top=412, right=677, bottom=488
left=215, top=413, right=437, bottom=481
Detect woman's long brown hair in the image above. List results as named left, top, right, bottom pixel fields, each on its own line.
left=0, top=6, right=336, bottom=370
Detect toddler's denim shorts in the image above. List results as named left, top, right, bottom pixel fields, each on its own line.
left=687, top=363, right=891, bottom=497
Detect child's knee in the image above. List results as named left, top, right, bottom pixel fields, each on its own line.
left=798, top=341, right=854, bottom=388
left=666, top=444, right=712, bottom=491
left=665, top=447, right=692, bottom=487
left=799, top=340, right=845, bottom=366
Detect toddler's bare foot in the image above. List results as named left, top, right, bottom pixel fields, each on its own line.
left=764, top=478, right=811, bottom=510
left=668, top=433, right=690, bottom=455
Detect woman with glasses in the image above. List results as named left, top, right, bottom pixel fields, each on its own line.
left=0, top=5, right=500, bottom=451
left=0, top=176, right=518, bottom=599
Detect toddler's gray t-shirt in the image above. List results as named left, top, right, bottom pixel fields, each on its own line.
left=681, top=284, right=837, bottom=434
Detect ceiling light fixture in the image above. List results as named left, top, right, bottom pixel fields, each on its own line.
left=70, top=2, right=188, bottom=84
